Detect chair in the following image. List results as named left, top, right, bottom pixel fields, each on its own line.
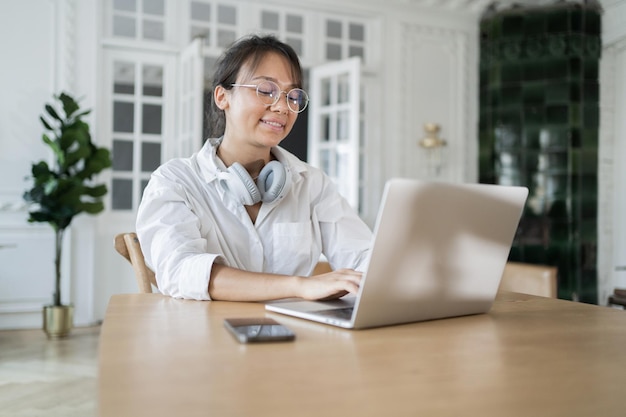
left=608, top=288, right=626, bottom=308
left=114, top=232, right=157, bottom=293
left=313, top=261, right=332, bottom=275
left=498, top=261, right=558, bottom=298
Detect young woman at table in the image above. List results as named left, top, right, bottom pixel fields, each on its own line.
left=136, top=34, right=372, bottom=302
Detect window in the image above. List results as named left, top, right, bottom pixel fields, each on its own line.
left=308, top=58, right=362, bottom=210
left=189, top=0, right=238, bottom=48
left=109, top=0, right=167, bottom=42
left=323, top=17, right=366, bottom=63
left=259, top=9, right=306, bottom=56
left=106, top=51, right=173, bottom=211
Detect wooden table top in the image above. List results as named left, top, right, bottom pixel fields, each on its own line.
left=98, top=292, right=626, bottom=417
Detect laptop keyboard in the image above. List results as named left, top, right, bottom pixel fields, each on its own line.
left=314, top=307, right=354, bottom=320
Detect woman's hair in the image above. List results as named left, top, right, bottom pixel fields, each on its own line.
left=206, top=34, right=304, bottom=138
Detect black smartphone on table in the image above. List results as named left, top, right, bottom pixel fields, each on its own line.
left=224, top=317, right=296, bottom=343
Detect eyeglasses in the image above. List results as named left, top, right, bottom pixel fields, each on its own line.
left=231, top=81, right=309, bottom=113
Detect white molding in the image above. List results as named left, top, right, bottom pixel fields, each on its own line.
left=602, top=0, right=626, bottom=46
left=599, top=36, right=626, bottom=304
left=399, top=22, right=476, bottom=182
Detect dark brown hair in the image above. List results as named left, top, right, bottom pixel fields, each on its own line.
left=206, top=34, right=304, bottom=138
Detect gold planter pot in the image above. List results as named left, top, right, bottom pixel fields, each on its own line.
left=43, top=305, right=74, bottom=338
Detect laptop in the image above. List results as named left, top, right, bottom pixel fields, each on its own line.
left=265, top=178, right=529, bottom=329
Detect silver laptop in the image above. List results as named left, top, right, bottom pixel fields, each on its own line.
left=265, top=178, right=529, bottom=329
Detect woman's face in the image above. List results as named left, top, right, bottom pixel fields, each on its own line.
left=216, top=52, right=299, bottom=151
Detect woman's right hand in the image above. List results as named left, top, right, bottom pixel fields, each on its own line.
left=296, top=269, right=363, bottom=301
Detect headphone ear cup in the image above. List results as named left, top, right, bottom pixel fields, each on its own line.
left=219, top=162, right=261, bottom=205
left=257, top=160, right=290, bottom=204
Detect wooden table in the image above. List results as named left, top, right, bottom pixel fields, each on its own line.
left=98, top=292, right=626, bottom=417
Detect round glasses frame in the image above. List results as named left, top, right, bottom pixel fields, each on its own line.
left=231, top=81, right=309, bottom=113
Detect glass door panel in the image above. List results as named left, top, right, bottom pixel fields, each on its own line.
left=105, top=50, right=174, bottom=212
left=308, top=57, right=361, bottom=209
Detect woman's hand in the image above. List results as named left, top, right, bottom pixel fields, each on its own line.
left=296, top=269, right=363, bottom=301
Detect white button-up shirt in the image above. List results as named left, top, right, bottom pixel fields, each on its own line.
left=136, top=139, right=372, bottom=300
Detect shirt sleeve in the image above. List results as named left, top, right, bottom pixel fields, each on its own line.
left=136, top=167, right=220, bottom=300
left=312, top=174, right=372, bottom=272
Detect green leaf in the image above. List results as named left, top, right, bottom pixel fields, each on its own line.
left=31, top=161, right=51, bottom=177
left=79, top=201, right=105, bottom=215
left=45, top=104, right=62, bottom=122
left=40, top=115, right=54, bottom=131
left=42, top=134, right=65, bottom=168
left=43, top=178, right=60, bottom=195
left=58, top=92, right=79, bottom=118
left=84, top=184, right=108, bottom=198
left=74, top=109, right=92, bottom=119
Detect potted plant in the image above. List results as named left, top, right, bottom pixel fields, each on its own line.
left=23, top=92, right=112, bottom=338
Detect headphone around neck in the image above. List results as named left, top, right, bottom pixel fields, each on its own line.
left=218, top=160, right=291, bottom=206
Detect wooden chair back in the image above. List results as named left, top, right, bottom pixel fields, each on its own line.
left=313, top=261, right=332, bottom=275
left=114, top=232, right=157, bottom=293
left=499, top=261, right=558, bottom=298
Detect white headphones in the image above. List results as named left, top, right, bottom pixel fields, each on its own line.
left=218, top=160, right=291, bottom=206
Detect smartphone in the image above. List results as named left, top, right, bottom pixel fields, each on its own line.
left=224, top=317, right=296, bottom=343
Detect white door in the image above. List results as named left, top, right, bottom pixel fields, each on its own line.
left=171, top=37, right=205, bottom=160
left=94, top=48, right=176, bottom=320
left=307, top=57, right=362, bottom=210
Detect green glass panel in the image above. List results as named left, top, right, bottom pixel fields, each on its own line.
left=545, top=58, right=569, bottom=79
left=524, top=106, right=544, bottom=124
left=523, top=61, right=545, bottom=81
left=502, top=15, right=524, bottom=37
left=539, top=126, right=570, bottom=149
left=580, top=220, right=596, bottom=240
left=549, top=219, right=570, bottom=241
left=585, top=36, right=602, bottom=59
left=566, top=128, right=579, bottom=148
left=523, top=244, right=549, bottom=264
left=547, top=35, right=568, bottom=57
left=542, top=151, right=569, bottom=173
left=523, top=126, right=540, bottom=148
left=526, top=37, right=545, bottom=59
left=501, top=85, right=521, bottom=106
left=581, top=129, right=597, bottom=147
left=570, top=9, right=583, bottom=32
left=583, top=104, right=599, bottom=128
left=569, top=58, right=582, bottom=76
left=575, top=149, right=597, bottom=174
left=580, top=174, right=597, bottom=195
left=498, top=109, right=521, bottom=126
left=524, top=14, right=545, bottom=35
left=547, top=10, right=569, bottom=33
left=583, top=59, right=598, bottom=80
left=583, top=82, right=599, bottom=101
left=584, top=11, right=601, bottom=35
left=545, top=82, right=569, bottom=103
left=547, top=197, right=570, bottom=218
left=581, top=197, right=597, bottom=219
left=522, top=83, right=545, bottom=105
left=546, top=104, right=569, bottom=124
left=495, top=124, right=522, bottom=150
left=489, top=64, right=501, bottom=85
left=501, top=63, right=522, bottom=84
left=490, top=88, right=501, bottom=107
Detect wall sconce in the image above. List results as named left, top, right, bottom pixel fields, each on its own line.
left=419, top=123, right=447, bottom=176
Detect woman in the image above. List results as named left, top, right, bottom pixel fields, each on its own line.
left=136, top=34, right=372, bottom=301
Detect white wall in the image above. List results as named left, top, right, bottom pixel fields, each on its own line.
left=0, top=0, right=70, bottom=329
left=0, top=0, right=102, bottom=329
left=598, top=0, right=626, bottom=304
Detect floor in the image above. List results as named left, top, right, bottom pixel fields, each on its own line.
left=0, top=325, right=100, bottom=417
